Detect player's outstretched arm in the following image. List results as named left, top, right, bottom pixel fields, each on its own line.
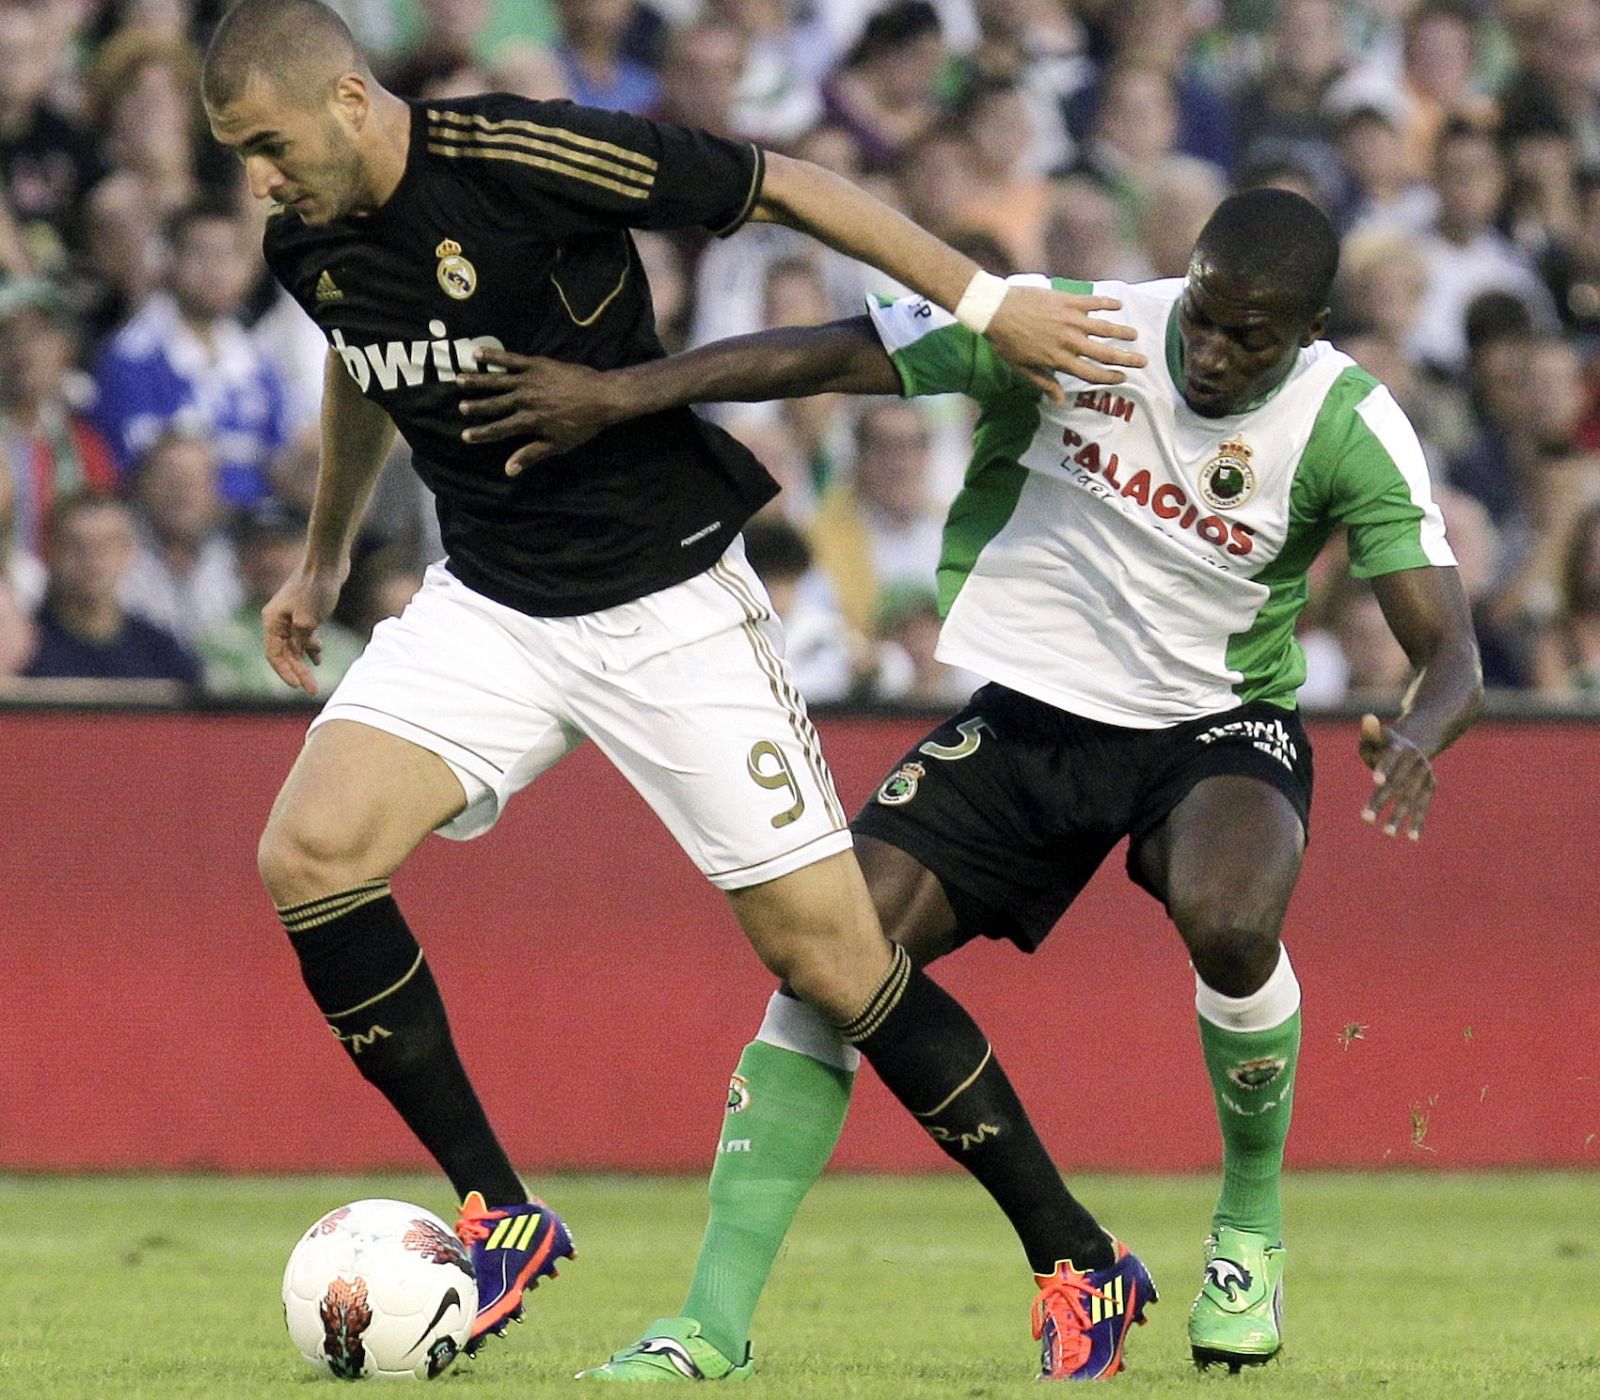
left=262, top=350, right=396, bottom=695
left=1358, top=565, right=1483, bottom=840
left=459, top=318, right=897, bottom=476
left=750, top=152, right=1144, bottom=401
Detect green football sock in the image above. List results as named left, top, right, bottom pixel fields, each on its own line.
left=1198, top=1008, right=1300, bottom=1240
left=681, top=1039, right=853, bottom=1364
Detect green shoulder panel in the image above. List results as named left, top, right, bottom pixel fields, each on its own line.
left=1293, top=365, right=1438, bottom=579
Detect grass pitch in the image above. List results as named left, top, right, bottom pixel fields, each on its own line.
left=0, top=1173, right=1596, bottom=1398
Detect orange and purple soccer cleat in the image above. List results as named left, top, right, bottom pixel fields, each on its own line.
left=1031, top=1240, right=1156, bottom=1381
left=454, top=1190, right=575, bottom=1355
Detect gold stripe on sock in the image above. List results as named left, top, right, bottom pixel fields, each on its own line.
left=837, top=945, right=911, bottom=1044
left=323, top=947, right=424, bottom=1019
left=275, top=883, right=387, bottom=928
left=279, top=882, right=393, bottom=933
left=914, top=1044, right=993, bottom=1120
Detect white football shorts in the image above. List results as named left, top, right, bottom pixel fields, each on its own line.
left=308, top=539, right=852, bottom=890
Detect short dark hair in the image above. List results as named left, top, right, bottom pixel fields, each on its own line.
left=1192, top=187, right=1339, bottom=323
left=202, top=0, right=364, bottom=110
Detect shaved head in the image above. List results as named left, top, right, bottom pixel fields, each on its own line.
left=203, top=0, right=366, bottom=113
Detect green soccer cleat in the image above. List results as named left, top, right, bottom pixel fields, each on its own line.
left=1188, top=1227, right=1285, bottom=1371
left=576, top=1318, right=754, bottom=1382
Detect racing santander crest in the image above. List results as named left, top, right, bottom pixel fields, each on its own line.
left=1198, top=438, right=1256, bottom=510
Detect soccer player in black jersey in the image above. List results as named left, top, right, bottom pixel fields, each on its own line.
left=202, top=0, right=1150, bottom=1372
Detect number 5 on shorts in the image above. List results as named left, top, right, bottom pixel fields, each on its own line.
left=747, top=740, right=805, bottom=828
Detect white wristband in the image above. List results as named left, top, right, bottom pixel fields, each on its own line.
left=953, top=269, right=1009, bottom=335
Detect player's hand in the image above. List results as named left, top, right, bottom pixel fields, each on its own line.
left=1358, top=712, right=1436, bottom=841
left=261, top=560, right=348, bottom=696
left=457, top=348, right=624, bottom=477
left=983, top=287, right=1146, bottom=404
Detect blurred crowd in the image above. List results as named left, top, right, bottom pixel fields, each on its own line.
left=3, top=0, right=1600, bottom=709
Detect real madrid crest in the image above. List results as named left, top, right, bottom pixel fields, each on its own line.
left=435, top=238, right=477, bottom=300
left=1198, top=438, right=1256, bottom=510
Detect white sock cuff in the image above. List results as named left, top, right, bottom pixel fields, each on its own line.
left=754, top=989, right=861, bottom=1072
left=1194, top=946, right=1300, bottom=1033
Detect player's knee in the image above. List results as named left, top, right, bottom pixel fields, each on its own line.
left=1171, top=893, right=1282, bottom=997
left=257, top=811, right=374, bottom=907
left=760, top=917, right=887, bottom=1022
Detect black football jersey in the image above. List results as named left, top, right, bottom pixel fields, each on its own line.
left=263, top=94, right=778, bottom=616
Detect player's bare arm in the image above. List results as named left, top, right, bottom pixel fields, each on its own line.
left=750, top=152, right=1144, bottom=400
left=263, top=348, right=396, bottom=695
left=1359, top=565, right=1483, bottom=841
left=458, top=318, right=896, bottom=476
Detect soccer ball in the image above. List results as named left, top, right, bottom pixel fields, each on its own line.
left=282, top=1198, right=478, bottom=1381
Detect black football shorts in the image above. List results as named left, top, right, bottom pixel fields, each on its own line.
left=851, top=683, right=1314, bottom=951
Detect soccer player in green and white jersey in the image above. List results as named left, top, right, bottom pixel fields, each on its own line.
left=455, top=188, right=1483, bottom=1377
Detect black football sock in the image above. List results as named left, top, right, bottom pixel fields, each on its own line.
left=838, top=946, right=1112, bottom=1275
left=278, top=881, right=525, bottom=1207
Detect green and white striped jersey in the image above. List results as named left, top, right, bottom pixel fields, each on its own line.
left=866, top=275, right=1455, bottom=727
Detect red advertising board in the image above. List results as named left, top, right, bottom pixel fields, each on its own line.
left=2, top=712, right=1596, bottom=1173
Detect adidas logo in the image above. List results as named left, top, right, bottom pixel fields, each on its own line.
left=1087, top=1272, right=1128, bottom=1324
left=316, top=270, right=343, bottom=302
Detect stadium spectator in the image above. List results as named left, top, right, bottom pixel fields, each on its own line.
left=1393, top=0, right=1495, bottom=178
left=0, top=2, right=103, bottom=268
left=965, top=0, right=1091, bottom=175
left=0, top=277, right=118, bottom=559
left=84, top=26, right=221, bottom=227
left=1406, top=118, right=1556, bottom=373
left=1498, top=0, right=1600, bottom=170
left=197, top=500, right=362, bottom=700
left=650, top=21, right=747, bottom=139
left=809, top=400, right=948, bottom=637
left=893, top=121, right=982, bottom=250
left=1230, top=0, right=1348, bottom=180
left=121, top=431, right=243, bottom=644
left=1337, top=228, right=1431, bottom=356
left=0, top=445, right=44, bottom=610
left=0, top=573, right=35, bottom=679
left=947, top=77, right=1048, bottom=271
left=1320, top=576, right=1415, bottom=704
left=1537, top=168, right=1600, bottom=336
left=1065, top=61, right=1182, bottom=238
left=711, top=0, right=825, bottom=144
left=1138, top=154, right=1227, bottom=279
left=381, top=0, right=563, bottom=101
left=871, top=581, right=981, bottom=708
left=1090, top=0, right=1234, bottom=173
left=90, top=196, right=289, bottom=504
left=1533, top=500, right=1600, bottom=699
left=740, top=514, right=861, bottom=701
left=821, top=1, right=950, bottom=171
left=1042, top=171, right=1148, bottom=283
left=342, top=547, right=428, bottom=641
left=1333, top=103, right=1436, bottom=237
left=1502, top=104, right=1582, bottom=269
left=24, top=491, right=198, bottom=685
left=76, top=171, right=168, bottom=345
left=757, top=257, right=855, bottom=498
left=552, top=0, right=659, bottom=114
